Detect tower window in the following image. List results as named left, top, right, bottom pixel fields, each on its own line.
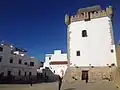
left=111, top=49, right=114, bottom=53
left=82, top=30, right=87, bottom=37
left=76, top=51, right=80, bottom=56
left=49, top=57, right=51, bottom=60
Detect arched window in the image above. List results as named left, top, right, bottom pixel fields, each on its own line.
left=82, top=30, right=87, bottom=37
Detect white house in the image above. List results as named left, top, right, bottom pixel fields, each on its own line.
left=43, top=50, right=68, bottom=76
left=65, top=5, right=117, bottom=67
left=0, top=42, right=40, bottom=77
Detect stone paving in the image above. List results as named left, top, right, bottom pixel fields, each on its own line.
left=0, top=81, right=119, bottom=90
left=61, top=80, right=119, bottom=90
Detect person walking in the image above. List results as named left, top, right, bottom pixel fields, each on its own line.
left=85, top=73, right=88, bottom=83
left=29, top=76, right=32, bottom=86
left=58, top=69, right=64, bottom=90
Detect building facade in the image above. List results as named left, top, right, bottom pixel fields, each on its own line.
left=43, top=50, right=68, bottom=76
left=0, top=42, right=40, bottom=78
left=65, top=5, right=117, bottom=67
left=64, top=5, right=117, bottom=82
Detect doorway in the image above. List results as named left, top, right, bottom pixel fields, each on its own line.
left=81, top=70, right=88, bottom=80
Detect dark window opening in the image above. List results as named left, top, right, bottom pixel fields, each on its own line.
left=76, top=51, right=80, bottom=56
left=85, top=12, right=91, bottom=21
left=111, top=49, right=114, bottom=53
left=11, top=50, right=14, bottom=54
left=24, top=62, right=27, bottom=65
left=18, top=70, right=21, bottom=76
left=7, top=71, right=11, bottom=76
left=30, top=62, right=34, bottom=66
left=49, top=57, right=51, bottom=60
left=82, top=30, right=87, bottom=37
left=91, top=66, right=94, bottom=68
left=0, top=47, right=3, bottom=51
left=0, top=56, right=2, bottom=62
left=19, top=59, right=22, bottom=64
left=111, top=63, right=115, bottom=66
left=81, top=13, right=84, bottom=18
left=45, top=67, right=49, bottom=69
left=10, top=58, right=13, bottom=63
left=91, top=11, right=95, bottom=14
left=1, top=72, right=4, bottom=76
left=29, top=72, right=31, bottom=76
left=25, top=72, right=26, bottom=76
left=75, top=66, right=79, bottom=68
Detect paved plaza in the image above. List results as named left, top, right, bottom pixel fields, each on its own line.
left=0, top=80, right=119, bottom=90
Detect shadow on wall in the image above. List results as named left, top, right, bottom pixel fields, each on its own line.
left=112, top=67, right=120, bottom=89
left=0, top=68, right=58, bottom=84
left=42, top=67, right=59, bottom=82
left=0, top=74, right=38, bottom=84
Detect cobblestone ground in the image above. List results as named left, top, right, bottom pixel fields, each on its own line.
left=0, top=81, right=119, bottom=90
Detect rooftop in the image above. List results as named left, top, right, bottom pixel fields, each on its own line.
left=78, top=5, right=101, bottom=13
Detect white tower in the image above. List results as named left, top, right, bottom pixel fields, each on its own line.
left=65, top=5, right=117, bottom=67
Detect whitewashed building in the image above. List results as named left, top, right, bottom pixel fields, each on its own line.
left=0, top=42, right=40, bottom=77
left=64, top=5, right=117, bottom=81
left=43, top=50, right=68, bottom=76
left=65, top=5, right=117, bottom=67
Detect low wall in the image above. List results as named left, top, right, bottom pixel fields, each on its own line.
left=63, top=66, right=112, bottom=83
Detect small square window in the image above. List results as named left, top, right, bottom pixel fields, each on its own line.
left=18, top=70, right=21, bottom=76
left=24, top=62, right=27, bottom=65
left=7, top=71, right=11, bottom=76
left=0, top=56, right=3, bottom=62
left=0, top=47, right=3, bottom=51
left=82, top=30, right=87, bottom=37
left=111, top=49, right=114, bottom=53
left=30, top=62, right=34, bottom=66
left=29, top=72, right=31, bottom=76
left=19, top=59, right=22, bottom=64
left=76, top=51, right=80, bottom=56
left=25, top=72, right=27, bottom=76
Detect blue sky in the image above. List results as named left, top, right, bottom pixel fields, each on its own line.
left=0, top=0, right=119, bottom=61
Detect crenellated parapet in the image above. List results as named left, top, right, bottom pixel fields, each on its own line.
left=65, top=5, right=113, bottom=25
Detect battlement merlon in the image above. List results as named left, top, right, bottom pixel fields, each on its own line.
left=65, top=5, right=113, bottom=25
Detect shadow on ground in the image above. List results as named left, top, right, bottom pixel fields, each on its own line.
left=64, top=88, right=76, bottom=90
